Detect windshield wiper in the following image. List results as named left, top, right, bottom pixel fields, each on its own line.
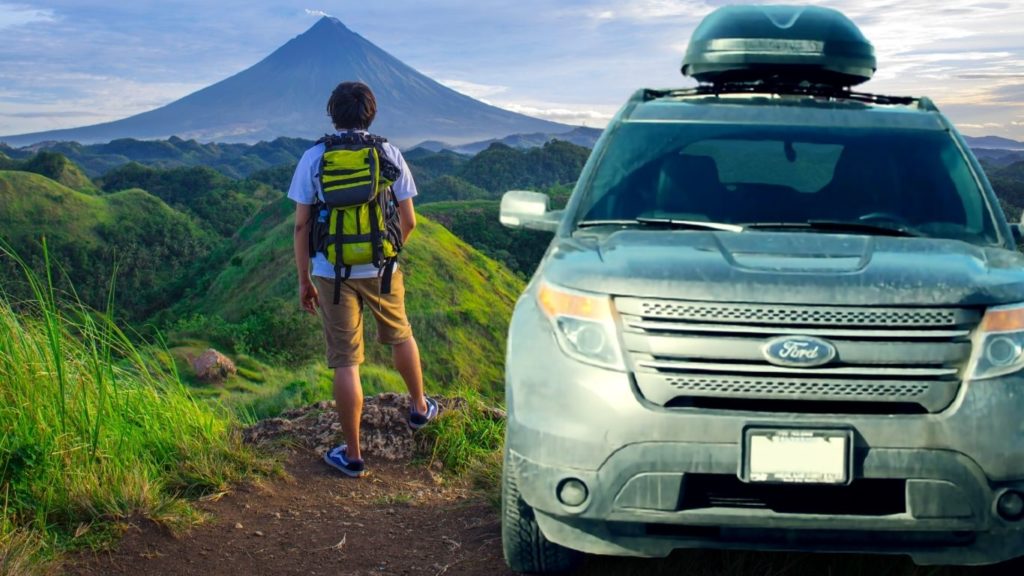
left=634, top=217, right=745, bottom=232
left=744, top=220, right=924, bottom=238
left=576, top=218, right=743, bottom=232
left=577, top=218, right=743, bottom=232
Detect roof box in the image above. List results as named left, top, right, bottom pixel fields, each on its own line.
left=681, top=5, right=876, bottom=87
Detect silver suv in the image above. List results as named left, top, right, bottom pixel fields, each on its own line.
left=499, top=4, right=1024, bottom=572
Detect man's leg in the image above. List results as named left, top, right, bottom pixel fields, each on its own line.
left=393, top=337, right=427, bottom=415
left=333, top=365, right=364, bottom=461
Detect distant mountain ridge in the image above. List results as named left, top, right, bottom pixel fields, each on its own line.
left=411, top=126, right=602, bottom=155
left=0, top=17, right=566, bottom=147
left=963, top=135, right=1024, bottom=150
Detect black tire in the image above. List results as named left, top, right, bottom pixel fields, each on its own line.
left=501, top=454, right=583, bottom=574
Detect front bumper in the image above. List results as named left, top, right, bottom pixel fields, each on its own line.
left=505, top=296, right=1024, bottom=565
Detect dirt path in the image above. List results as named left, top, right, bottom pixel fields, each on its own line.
left=67, top=450, right=513, bottom=576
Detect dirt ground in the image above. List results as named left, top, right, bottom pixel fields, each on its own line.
left=63, top=396, right=1018, bottom=576
left=64, top=447, right=1017, bottom=576
left=66, top=450, right=513, bottom=576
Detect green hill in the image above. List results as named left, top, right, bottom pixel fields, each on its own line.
left=0, top=150, right=98, bottom=193
left=168, top=197, right=524, bottom=402
left=0, top=170, right=215, bottom=319
left=98, top=162, right=278, bottom=237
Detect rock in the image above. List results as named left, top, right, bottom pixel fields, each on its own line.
left=242, top=394, right=484, bottom=461
left=234, top=523, right=244, bottom=530
left=191, top=348, right=237, bottom=383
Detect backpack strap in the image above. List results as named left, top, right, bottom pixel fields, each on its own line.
left=332, top=209, right=352, bottom=305
left=379, top=258, right=397, bottom=295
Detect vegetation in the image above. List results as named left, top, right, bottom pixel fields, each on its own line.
left=168, top=196, right=524, bottom=403
left=11, top=136, right=315, bottom=179
left=0, top=170, right=217, bottom=321
left=0, top=246, right=268, bottom=573
left=98, top=162, right=278, bottom=237
left=990, top=161, right=1024, bottom=220
left=458, top=140, right=589, bottom=193
left=420, top=199, right=554, bottom=278
left=419, top=391, right=505, bottom=506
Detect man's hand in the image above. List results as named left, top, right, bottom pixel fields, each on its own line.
left=299, top=280, right=319, bottom=314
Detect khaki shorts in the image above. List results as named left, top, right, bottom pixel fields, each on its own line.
left=313, top=270, right=413, bottom=368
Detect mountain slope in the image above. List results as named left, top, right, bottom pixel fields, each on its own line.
left=0, top=170, right=216, bottom=318
left=177, top=197, right=524, bottom=398
left=1, top=17, right=566, bottom=147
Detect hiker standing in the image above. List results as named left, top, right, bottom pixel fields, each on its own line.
left=290, top=81, right=437, bottom=478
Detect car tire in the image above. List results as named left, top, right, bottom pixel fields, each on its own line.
left=501, top=453, right=583, bottom=574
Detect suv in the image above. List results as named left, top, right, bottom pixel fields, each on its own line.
left=499, top=4, right=1024, bottom=572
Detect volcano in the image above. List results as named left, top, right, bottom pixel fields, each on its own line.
left=1, top=17, right=567, bottom=147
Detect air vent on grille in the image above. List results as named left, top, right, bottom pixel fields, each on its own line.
left=636, top=302, right=961, bottom=326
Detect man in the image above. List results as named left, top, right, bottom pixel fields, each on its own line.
left=290, top=81, right=437, bottom=478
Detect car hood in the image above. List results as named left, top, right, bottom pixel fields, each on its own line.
left=542, top=230, right=1024, bottom=306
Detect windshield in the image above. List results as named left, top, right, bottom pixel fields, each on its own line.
left=574, top=122, right=999, bottom=244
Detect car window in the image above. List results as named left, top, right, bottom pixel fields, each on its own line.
left=576, top=122, right=999, bottom=244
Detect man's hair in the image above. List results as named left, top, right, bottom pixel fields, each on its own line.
left=327, top=82, right=377, bottom=130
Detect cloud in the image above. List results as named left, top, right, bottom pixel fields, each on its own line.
left=1, top=1, right=1023, bottom=139
left=0, top=2, right=53, bottom=29
left=494, top=101, right=618, bottom=126
left=437, top=79, right=508, bottom=99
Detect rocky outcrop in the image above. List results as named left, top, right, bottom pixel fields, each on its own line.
left=191, top=348, right=237, bottom=383
left=243, top=393, right=504, bottom=461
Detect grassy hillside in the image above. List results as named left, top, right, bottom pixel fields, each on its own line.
left=98, top=162, right=278, bottom=237
left=0, top=151, right=98, bottom=193
left=0, top=256, right=266, bottom=573
left=163, top=197, right=524, bottom=409
left=0, top=170, right=216, bottom=320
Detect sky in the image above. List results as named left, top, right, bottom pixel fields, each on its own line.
left=0, top=0, right=1023, bottom=140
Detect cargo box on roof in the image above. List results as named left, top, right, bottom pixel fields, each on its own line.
left=681, top=4, right=876, bottom=87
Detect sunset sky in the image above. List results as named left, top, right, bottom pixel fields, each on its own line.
left=1, top=0, right=1022, bottom=140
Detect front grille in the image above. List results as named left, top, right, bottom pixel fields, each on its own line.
left=617, top=298, right=980, bottom=414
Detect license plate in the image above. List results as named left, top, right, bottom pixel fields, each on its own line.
left=743, top=429, right=851, bottom=485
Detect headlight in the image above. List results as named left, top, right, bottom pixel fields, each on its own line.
left=536, top=280, right=625, bottom=370
left=968, top=304, right=1024, bottom=380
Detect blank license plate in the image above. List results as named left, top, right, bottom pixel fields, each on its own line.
left=745, top=429, right=850, bottom=485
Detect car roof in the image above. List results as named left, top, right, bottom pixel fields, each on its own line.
left=623, top=88, right=948, bottom=132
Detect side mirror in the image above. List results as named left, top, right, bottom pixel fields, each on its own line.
left=500, top=190, right=562, bottom=232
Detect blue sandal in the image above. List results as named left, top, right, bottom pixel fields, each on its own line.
left=408, top=396, right=438, bottom=430
left=323, top=444, right=367, bottom=478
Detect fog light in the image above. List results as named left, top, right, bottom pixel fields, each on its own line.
left=985, top=336, right=1022, bottom=367
left=997, top=491, right=1024, bottom=521
left=557, top=478, right=589, bottom=507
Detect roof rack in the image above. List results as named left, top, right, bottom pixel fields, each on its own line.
left=642, top=83, right=919, bottom=107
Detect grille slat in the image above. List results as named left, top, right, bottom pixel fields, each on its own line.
left=635, top=373, right=957, bottom=412
left=618, top=298, right=978, bottom=414
left=616, top=298, right=980, bottom=327
left=636, top=358, right=958, bottom=378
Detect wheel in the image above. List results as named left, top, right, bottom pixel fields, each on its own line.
left=502, top=453, right=583, bottom=574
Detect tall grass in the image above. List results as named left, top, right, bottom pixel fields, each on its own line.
left=419, top=389, right=505, bottom=506
left=0, top=242, right=268, bottom=573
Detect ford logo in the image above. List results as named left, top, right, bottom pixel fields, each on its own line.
left=762, top=336, right=837, bottom=368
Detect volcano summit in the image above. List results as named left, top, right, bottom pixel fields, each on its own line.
left=1, top=17, right=568, bottom=147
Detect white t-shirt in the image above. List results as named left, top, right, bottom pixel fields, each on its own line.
left=288, top=130, right=418, bottom=279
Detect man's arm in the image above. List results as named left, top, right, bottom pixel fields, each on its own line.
left=294, top=203, right=319, bottom=314
left=399, top=197, right=416, bottom=244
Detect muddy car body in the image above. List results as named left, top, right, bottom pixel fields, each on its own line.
left=499, top=4, right=1024, bottom=572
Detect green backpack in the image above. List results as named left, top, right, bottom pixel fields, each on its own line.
left=309, top=132, right=404, bottom=304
